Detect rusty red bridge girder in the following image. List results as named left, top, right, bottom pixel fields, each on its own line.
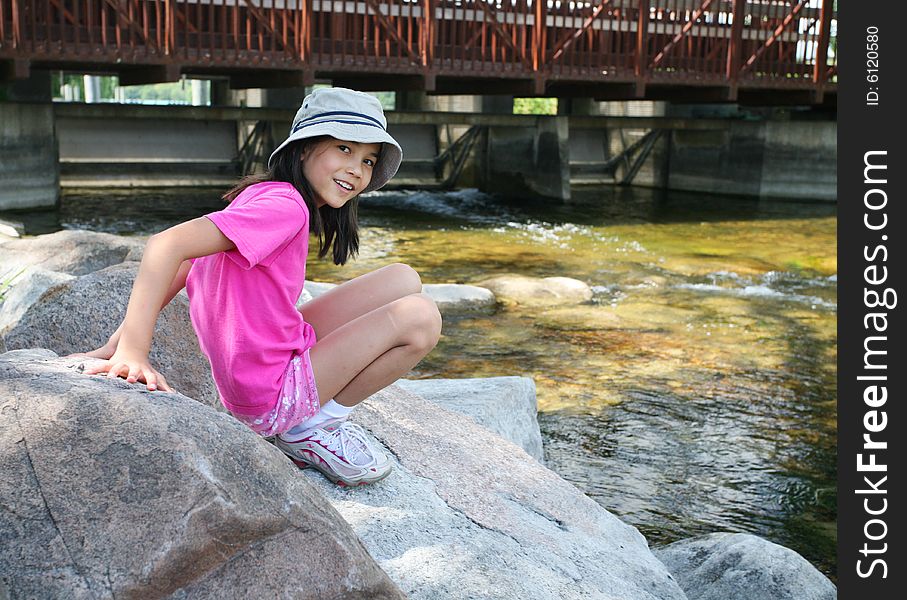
left=0, top=0, right=837, bottom=105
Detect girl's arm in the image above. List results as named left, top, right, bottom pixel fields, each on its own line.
left=77, top=260, right=193, bottom=360
left=83, top=217, right=235, bottom=391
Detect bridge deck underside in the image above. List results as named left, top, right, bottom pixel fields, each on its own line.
left=1, top=0, right=837, bottom=104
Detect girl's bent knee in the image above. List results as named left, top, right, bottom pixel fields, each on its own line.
left=390, top=294, right=442, bottom=348
left=413, top=293, right=442, bottom=349
left=385, top=262, right=423, bottom=295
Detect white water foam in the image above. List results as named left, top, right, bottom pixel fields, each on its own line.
left=675, top=271, right=837, bottom=309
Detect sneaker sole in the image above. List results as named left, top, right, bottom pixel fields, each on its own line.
left=288, top=454, right=391, bottom=487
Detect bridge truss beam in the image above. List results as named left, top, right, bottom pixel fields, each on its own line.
left=0, top=0, right=837, bottom=104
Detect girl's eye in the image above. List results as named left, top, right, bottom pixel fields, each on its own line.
left=363, top=158, right=374, bottom=167
left=338, top=145, right=350, bottom=153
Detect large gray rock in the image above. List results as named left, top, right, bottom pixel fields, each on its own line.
left=0, top=268, right=75, bottom=353
left=0, top=218, right=22, bottom=238
left=0, top=229, right=144, bottom=276
left=653, top=533, right=836, bottom=600
left=474, top=274, right=593, bottom=306
left=0, top=349, right=404, bottom=599
left=0, top=262, right=217, bottom=408
left=421, top=283, right=496, bottom=313
left=395, top=376, right=544, bottom=463
left=304, top=383, right=686, bottom=600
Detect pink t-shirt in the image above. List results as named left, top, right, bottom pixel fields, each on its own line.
left=186, top=181, right=318, bottom=416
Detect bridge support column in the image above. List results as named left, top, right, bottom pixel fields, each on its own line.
left=0, top=71, right=59, bottom=211
left=479, top=115, right=571, bottom=201
left=558, top=97, right=599, bottom=116
left=481, top=96, right=514, bottom=115
left=395, top=91, right=431, bottom=111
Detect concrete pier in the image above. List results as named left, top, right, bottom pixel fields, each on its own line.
left=478, top=116, right=570, bottom=200
left=0, top=72, right=59, bottom=211
left=0, top=103, right=59, bottom=211
left=663, top=120, right=836, bottom=201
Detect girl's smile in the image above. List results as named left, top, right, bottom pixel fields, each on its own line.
left=302, top=139, right=381, bottom=208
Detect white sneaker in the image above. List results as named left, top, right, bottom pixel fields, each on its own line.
left=274, top=418, right=392, bottom=487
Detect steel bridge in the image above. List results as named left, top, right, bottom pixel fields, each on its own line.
left=1, top=0, right=836, bottom=104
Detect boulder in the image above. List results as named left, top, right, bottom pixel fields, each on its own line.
left=0, top=268, right=75, bottom=354
left=0, top=229, right=145, bottom=276
left=421, top=283, right=496, bottom=313
left=0, top=262, right=218, bottom=408
left=395, top=376, right=544, bottom=463
left=474, top=274, right=592, bottom=306
left=303, top=383, right=686, bottom=600
left=0, top=217, right=23, bottom=238
left=653, top=533, right=836, bottom=600
left=0, top=349, right=404, bottom=599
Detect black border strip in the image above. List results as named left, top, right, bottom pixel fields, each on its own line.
left=838, top=1, right=905, bottom=597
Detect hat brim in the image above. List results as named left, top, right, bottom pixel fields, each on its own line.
left=268, top=122, right=403, bottom=194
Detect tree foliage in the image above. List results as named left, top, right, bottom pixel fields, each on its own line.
left=513, top=97, right=558, bottom=115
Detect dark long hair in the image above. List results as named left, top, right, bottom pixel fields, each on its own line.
left=222, top=136, right=360, bottom=266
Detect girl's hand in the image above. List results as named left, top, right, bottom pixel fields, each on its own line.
left=83, top=350, right=173, bottom=392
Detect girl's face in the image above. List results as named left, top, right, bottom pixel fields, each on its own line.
left=301, top=138, right=381, bottom=208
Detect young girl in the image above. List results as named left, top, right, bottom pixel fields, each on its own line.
left=81, top=87, right=443, bottom=487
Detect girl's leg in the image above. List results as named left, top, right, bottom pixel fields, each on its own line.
left=308, top=292, right=442, bottom=408
left=301, top=263, right=423, bottom=341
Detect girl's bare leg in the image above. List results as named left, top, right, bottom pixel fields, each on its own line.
left=300, top=263, right=423, bottom=341
left=308, top=293, right=442, bottom=408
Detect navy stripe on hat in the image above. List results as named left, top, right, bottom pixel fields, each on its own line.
left=293, top=110, right=385, bottom=133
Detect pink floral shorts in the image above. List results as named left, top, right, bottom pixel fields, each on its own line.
left=232, top=349, right=322, bottom=437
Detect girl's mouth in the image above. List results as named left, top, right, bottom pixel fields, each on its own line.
left=334, top=179, right=353, bottom=192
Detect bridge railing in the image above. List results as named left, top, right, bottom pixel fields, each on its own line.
left=0, top=1, right=837, bottom=92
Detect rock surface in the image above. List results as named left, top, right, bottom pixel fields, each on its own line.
left=421, top=283, right=496, bottom=313
left=0, top=268, right=75, bottom=354
left=474, top=274, right=593, bottom=306
left=0, top=262, right=218, bottom=408
left=653, top=533, right=836, bottom=600
left=303, top=383, right=686, bottom=600
left=0, top=229, right=144, bottom=276
left=0, top=349, right=404, bottom=599
left=0, top=218, right=22, bottom=238
left=395, top=376, right=544, bottom=462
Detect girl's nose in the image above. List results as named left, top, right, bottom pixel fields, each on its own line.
left=347, top=161, right=362, bottom=178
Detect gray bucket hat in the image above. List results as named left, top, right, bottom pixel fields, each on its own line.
left=268, top=87, right=403, bottom=194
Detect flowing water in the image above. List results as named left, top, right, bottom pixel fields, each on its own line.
left=3, top=186, right=837, bottom=578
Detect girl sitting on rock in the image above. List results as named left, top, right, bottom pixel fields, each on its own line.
left=81, top=87, right=442, bottom=487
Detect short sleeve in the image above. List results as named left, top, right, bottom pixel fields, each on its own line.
left=205, top=186, right=307, bottom=269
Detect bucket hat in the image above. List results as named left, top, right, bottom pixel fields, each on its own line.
left=268, top=87, right=403, bottom=194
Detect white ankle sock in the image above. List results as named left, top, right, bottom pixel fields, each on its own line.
left=284, top=400, right=354, bottom=439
